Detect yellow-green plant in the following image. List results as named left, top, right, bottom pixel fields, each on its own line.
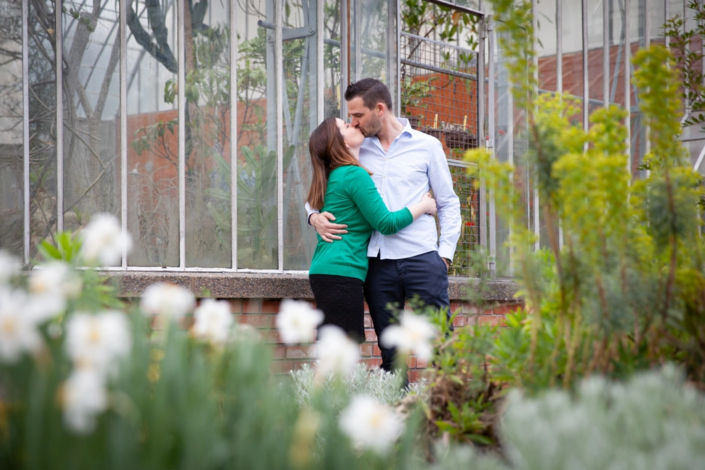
left=463, top=0, right=705, bottom=389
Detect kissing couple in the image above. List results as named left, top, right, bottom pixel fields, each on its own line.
left=305, top=78, right=461, bottom=373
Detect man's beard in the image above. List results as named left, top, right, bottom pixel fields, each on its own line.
left=360, top=118, right=382, bottom=137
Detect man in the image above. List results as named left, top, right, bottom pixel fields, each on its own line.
left=306, top=78, right=461, bottom=372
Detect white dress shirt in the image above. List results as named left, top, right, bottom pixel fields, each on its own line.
left=306, top=118, right=461, bottom=261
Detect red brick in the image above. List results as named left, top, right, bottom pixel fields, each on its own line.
left=239, top=314, right=273, bottom=329
left=286, top=346, right=313, bottom=359
left=363, top=302, right=370, bottom=313
left=373, top=345, right=382, bottom=356
left=478, top=315, right=507, bottom=327
left=364, top=329, right=377, bottom=342
left=406, top=357, right=417, bottom=368
left=262, top=330, right=284, bottom=344
left=243, top=299, right=262, bottom=314
left=363, top=315, right=373, bottom=328
left=228, top=299, right=242, bottom=313
left=409, top=370, right=420, bottom=383
left=360, top=344, right=373, bottom=357
left=271, top=361, right=294, bottom=374
left=450, top=301, right=462, bottom=314
left=452, top=315, right=467, bottom=327
left=416, top=358, right=429, bottom=369
left=261, top=300, right=281, bottom=314
left=462, top=303, right=479, bottom=314
left=272, top=346, right=286, bottom=360
left=492, top=303, right=522, bottom=316
left=362, top=358, right=382, bottom=368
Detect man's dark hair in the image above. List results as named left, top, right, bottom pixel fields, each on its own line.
left=344, top=78, right=393, bottom=111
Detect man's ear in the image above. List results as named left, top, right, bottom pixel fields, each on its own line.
left=376, top=103, right=385, bottom=116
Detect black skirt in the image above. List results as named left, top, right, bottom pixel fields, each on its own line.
left=309, top=274, right=365, bottom=343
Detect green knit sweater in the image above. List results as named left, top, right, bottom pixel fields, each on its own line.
left=309, top=165, right=413, bottom=281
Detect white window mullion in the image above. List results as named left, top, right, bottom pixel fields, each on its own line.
left=120, top=0, right=128, bottom=269
left=276, top=0, right=284, bottom=272
left=22, top=0, right=30, bottom=264
left=178, top=0, right=186, bottom=270
left=231, top=0, right=239, bottom=271
left=56, top=0, right=64, bottom=233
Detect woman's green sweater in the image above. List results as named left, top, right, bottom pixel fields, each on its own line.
left=309, top=165, right=413, bottom=281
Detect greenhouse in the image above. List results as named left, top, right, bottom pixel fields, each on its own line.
left=3, top=0, right=701, bottom=275
left=1, top=0, right=705, bottom=468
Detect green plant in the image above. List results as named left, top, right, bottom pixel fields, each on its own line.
left=462, top=0, right=705, bottom=390
left=423, top=366, right=705, bottom=470
left=1, top=234, right=430, bottom=470
left=400, top=76, right=437, bottom=118
left=665, top=1, right=705, bottom=131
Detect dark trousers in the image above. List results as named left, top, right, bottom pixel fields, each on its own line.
left=309, top=274, right=365, bottom=343
left=364, top=250, right=450, bottom=372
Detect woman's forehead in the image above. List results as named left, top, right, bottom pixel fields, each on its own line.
left=335, top=118, right=344, bottom=127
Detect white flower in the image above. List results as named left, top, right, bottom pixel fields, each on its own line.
left=314, top=325, right=360, bottom=377
left=80, top=213, right=132, bottom=266
left=339, top=395, right=404, bottom=454
left=380, top=310, right=437, bottom=361
left=65, top=311, right=132, bottom=377
left=62, top=368, right=108, bottom=434
left=0, top=250, right=21, bottom=285
left=140, top=283, right=195, bottom=321
left=28, top=262, right=82, bottom=322
left=192, top=299, right=233, bottom=344
left=0, top=288, right=43, bottom=363
left=276, top=299, right=323, bottom=345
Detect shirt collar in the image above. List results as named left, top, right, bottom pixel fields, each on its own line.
left=366, top=117, right=413, bottom=151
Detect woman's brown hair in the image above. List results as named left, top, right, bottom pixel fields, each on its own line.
left=307, top=117, right=370, bottom=210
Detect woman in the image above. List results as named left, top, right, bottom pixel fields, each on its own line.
left=307, top=117, right=436, bottom=342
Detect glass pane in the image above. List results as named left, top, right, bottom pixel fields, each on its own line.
left=282, top=0, right=317, bottom=270
left=235, top=0, right=277, bottom=269
left=184, top=1, right=232, bottom=268
left=449, top=164, right=480, bottom=277
left=350, top=0, right=397, bottom=107
left=587, top=0, right=606, bottom=113
left=537, top=0, right=558, bottom=93
left=0, top=0, right=24, bottom=257
left=29, top=0, right=57, bottom=259
left=324, top=0, right=341, bottom=118
left=126, top=0, right=179, bottom=267
left=62, top=1, right=121, bottom=264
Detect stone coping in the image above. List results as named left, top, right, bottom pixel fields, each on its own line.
left=106, top=271, right=521, bottom=302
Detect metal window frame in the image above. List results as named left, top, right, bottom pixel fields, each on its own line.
left=56, top=0, right=64, bottom=233
left=28, top=0, right=672, bottom=277
left=22, top=0, right=30, bottom=265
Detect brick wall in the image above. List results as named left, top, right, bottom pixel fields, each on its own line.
left=222, top=297, right=523, bottom=381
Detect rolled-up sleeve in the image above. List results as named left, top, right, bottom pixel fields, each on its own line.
left=427, top=140, right=461, bottom=259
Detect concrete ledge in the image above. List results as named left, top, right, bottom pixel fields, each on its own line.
left=107, top=271, right=520, bottom=302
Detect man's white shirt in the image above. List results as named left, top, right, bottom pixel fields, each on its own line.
left=306, top=118, right=461, bottom=261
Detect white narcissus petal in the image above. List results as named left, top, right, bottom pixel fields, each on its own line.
left=339, top=395, right=404, bottom=454
left=380, top=311, right=437, bottom=360
left=315, top=325, right=360, bottom=377
left=276, top=299, right=323, bottom=345
left=62, top=369, right=108, bottom=434
left=65, top=311, right=132, bottom=377
left=192, top=299, right=233, bottom=344
left=140, top=283, right=195, bottom=321
left=0, top=288, right=43, bottom=363
left=80, top=213, right=132, bottom=266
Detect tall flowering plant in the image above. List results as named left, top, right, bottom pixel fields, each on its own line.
left=0, top=215, right=424, bottom=469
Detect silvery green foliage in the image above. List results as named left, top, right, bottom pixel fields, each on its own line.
left=501, top=365, right=705, bottom=470
left=430, top=365, right=705, bottom=470
left=291, top=363, right=427, bottom=410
